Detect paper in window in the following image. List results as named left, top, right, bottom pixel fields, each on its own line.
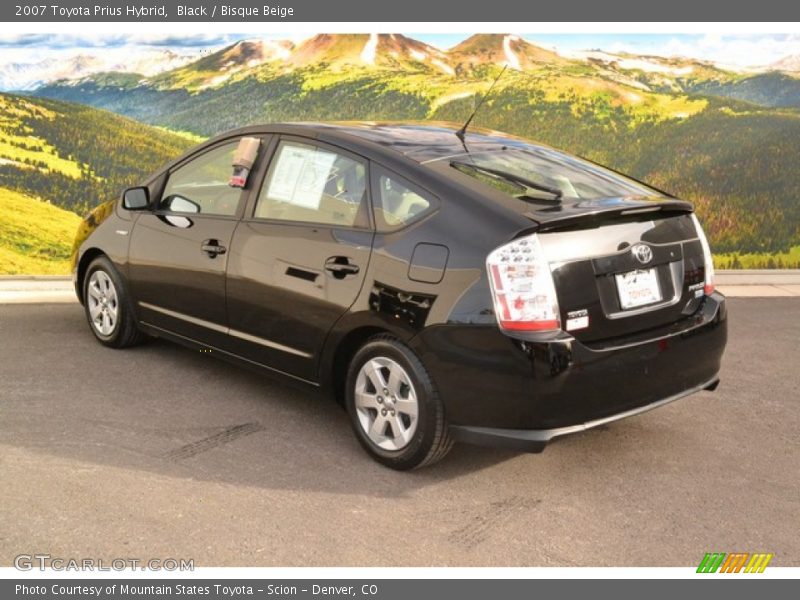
left=268, top=144, right=336, bottom=210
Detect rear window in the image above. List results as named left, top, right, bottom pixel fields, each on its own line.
left=450, top=147, right=660, bottom=201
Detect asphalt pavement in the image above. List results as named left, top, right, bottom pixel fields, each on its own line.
left=0, top=299, right=798, bottom=567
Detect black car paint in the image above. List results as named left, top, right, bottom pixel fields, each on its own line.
left=72, top=122, right=726, bottom=451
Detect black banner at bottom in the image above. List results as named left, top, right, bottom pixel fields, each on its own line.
left=3, top=579, right=793, bottom=600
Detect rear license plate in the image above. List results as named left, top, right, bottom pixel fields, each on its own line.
left=615, top=268, right=662, bottom=310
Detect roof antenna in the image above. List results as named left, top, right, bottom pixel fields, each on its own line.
left=456, top=64, right=508, bottom=142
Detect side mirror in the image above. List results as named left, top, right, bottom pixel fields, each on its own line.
left=122, top=186, right=150, bottom=210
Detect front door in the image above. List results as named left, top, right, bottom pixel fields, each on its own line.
left=128, top=139, right=249, bottom=347
left=226, top=138, right=373, bottom=381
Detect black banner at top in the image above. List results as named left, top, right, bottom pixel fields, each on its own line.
left=3, top=0, right=800, bottom=22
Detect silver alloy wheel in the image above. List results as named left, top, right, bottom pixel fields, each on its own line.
left=87, top=270, right=119, bottom=337
left=354, top=356, right=419, bottom=451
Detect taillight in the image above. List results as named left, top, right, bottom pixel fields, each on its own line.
left=486, top=233, right=560, bottom=332
left=691, top=213, right=715, bottom=295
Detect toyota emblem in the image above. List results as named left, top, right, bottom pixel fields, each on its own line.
left=632, top=243, right=653, bottom=264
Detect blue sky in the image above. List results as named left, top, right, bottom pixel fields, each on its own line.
left=0, top=33, right=798, bottom=68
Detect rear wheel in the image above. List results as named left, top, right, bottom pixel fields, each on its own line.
left=83, top=256, right=148, bottom=348
left=345, top=335, right=453, bottom=470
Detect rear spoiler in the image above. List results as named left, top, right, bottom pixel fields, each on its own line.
left=528, top=197, right=693, bottom=232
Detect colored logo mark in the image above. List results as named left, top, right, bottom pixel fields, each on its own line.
left=697, top=552, right=773, bottom=573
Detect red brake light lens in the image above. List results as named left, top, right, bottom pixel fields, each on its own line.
left=691, top=214, right=716, bottom=295
left=486, top=233, right=560, bottom=333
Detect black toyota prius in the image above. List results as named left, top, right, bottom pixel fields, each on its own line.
left=71, top=122, right=727, bottom=470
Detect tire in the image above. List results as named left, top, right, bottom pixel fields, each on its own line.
left=83, top=255, right=148, bottom=348
left=345, top=335, right=453, bottom=470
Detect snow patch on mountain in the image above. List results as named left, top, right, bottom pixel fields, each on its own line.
left=770, top=54, right=800, bottom=72
left=432, top=59, right=455, bottom=75
left=0, top=48, right=203, bottom=91
left=361, top=33, right=378, bottom=65
left=262, top=39, right=292, bottom=61
left=503, top=36, right=521, bottom=70
left=568, top=50, right=697, bottom=75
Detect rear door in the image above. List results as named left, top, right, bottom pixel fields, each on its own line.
left=129, top=139, right=254, bottom=347
left=226, top=137, right=374, bottom=381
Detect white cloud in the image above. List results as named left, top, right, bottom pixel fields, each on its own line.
left=0, top=32, right=240, bottom=49
left=605, top=34, right=800, bottom=69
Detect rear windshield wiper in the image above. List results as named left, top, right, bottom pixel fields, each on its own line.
left=450, top=160, right=563, bottom=202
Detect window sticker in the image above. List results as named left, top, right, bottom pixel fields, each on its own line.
left=267, top=144, right=337, bottom=209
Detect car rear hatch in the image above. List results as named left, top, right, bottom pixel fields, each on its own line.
left=532, top=198, right=708, bottom=345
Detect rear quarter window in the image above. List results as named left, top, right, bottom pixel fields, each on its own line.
left=372, top=168, right=435, bottom=231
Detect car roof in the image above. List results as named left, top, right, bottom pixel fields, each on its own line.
left=158, top=121, right=689, bottom=229
left=221, top=121, right=546, bottom=164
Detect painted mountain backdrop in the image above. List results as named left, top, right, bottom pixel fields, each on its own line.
left=2, top=33, right=800, bottom=272
left=0, top=93, right=193, bottom=273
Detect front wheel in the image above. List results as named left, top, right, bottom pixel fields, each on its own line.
left=345, top=335, right=453, bottom=470
left=83, top=256, right=148, bottom=348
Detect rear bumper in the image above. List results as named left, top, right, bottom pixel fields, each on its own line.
left=449, top=375, right=720, bottom=452
left=410, top=292, right=727, bottom=449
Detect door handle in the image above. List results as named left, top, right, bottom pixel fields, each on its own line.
left=201, top=239, right=227, bottom=258
left=325, top=257, right=360, bottom=278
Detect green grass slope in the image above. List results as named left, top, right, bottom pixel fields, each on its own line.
left=0, top=92, right=196, bottom=274
left=0, top=92, right=194, bottom=215
left=689, top=72, right=800, bottom=108
left=0, top=187, right=81, bottom=274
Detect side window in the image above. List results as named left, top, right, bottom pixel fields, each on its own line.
left=373, top=171, right=432, bottom=230
left=255, top=141, right=368, bottom=228
left=160, top=142, right=242, bottom=217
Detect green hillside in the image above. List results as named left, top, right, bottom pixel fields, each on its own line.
left=0, top=92, right=195, bottom=274
left=31, top=35, right=800, bottom=255
left=689, top=72, right=800, bottom=108
left=435, top=91, right=800, bottom=254
left=0, top=187, right=81, bottom=274
left=0, top=93, right=194, bottom=215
